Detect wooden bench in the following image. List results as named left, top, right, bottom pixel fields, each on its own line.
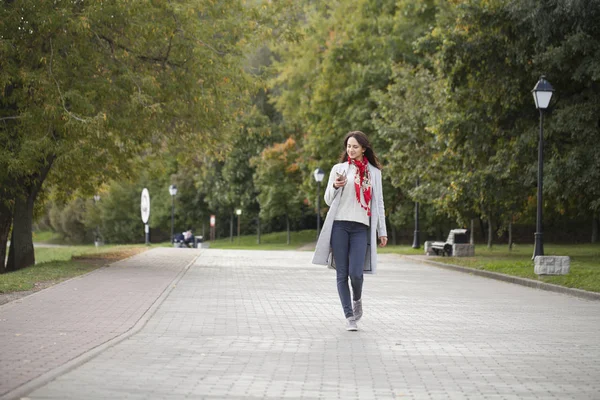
left=430, top=229, right=469, bottom=256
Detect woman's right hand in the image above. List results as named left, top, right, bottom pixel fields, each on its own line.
left=333, top=175, right=347, bottom=189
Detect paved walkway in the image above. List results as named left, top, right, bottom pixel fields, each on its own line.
left=2, top=248, right=600, bottom=399
left=0, top=249, right=199, bottom=400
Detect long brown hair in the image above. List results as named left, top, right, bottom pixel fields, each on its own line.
left=338, top=131, right=382, bottom=169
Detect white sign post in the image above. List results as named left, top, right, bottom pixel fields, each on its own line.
left=141, top=188, right=150, bottom=244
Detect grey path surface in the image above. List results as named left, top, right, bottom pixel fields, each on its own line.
left=15, top=249, right=600, bottom=400
left=0, top=248, right=199, bottom=400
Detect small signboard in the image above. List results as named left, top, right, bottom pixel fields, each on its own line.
left=210, top=215, right=216, bottom=227
left=141, top=188, right=150, bottom=223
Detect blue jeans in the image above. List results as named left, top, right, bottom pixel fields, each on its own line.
left=331, top=220, right=369, bottom=318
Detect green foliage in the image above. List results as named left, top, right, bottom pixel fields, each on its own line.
left=0, top=0, right=286, bottom=265
left=95, top=181, right=143, bottom=244
left=4, top=0, right=600, bottom=249
left=251, top=137, right=304, bottom=221
left=47, top=198, right=90, bottom=244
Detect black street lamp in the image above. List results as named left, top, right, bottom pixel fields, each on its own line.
left=236, top=208, right=242, bottom=244
left=169, top=185, right=178, bottom=244
left=313, top=168, right=325, bottom=238
left=412, top=177, right=420, bottom=249
left=93, top=194, right=101, bottom=247
left=531, top=75, right=554, bottom=259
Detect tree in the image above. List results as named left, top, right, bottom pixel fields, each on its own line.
left=416, top=0, right=600, bottom=245
left=251, top=138, right=304, bottom=244
left=270, top=0, right=440, bottom=240
left=0, top=0, right=265, bottom=271
left=512, top=0, right=600, bottom=241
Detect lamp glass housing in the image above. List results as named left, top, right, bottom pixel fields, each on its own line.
left=533, top=91, right=553, bottom=109
left=531, top=77, right=554, bottom=110
left=313, top=168, right=325, bottom=182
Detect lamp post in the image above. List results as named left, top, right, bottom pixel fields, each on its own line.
left=93, top=195, right=101, bottom=247
left=235, top=208, right=242, bottom=243
left=531, top=75, right=554, bottom=259
left=412, top=177, right=420, bottom=249
left=169, top=185, right=177, bottom=244
left=313, top=168, right=325, bottom=238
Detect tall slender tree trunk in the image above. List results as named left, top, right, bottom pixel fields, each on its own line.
left=229, top=213, right=233, bottom=242
left=392, top=225, right=397, bottom=246
left=0, top=202, right=13, bottom=273
left=6, top=155, right=55, bottom=271
left=487, top=216, right=493, bottom=249
left=478, top=217, right=486, bottom=241
left=470, top=219, right=474, bottom=245
left=592, top=214, right=598, bottom=243
left=508, top=219, right=513, bottom=252
left=256, top=216, right=261, bottom=245
left=286, top=213, right=290, bottom=245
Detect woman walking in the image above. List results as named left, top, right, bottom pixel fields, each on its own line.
left=312, top=131, right=387, bottom=331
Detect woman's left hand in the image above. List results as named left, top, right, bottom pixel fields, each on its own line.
left=379, top=236, right=388, bottom=247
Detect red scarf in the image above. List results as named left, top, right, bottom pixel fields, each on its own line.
left=349, top=156, right=372, bottom=216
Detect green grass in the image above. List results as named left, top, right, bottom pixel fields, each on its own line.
left=0, top=259, right=100, bottom=293
left=379, top=245, right=426, bottom=256
left=390, top=243, right=600, bottom=293
left=207, top=229, right=318, bottom=250
left=32, top=230, right=62, bottom=243
left=35, top=246, right=105, bottom=264
left=0, top=244, right=148, bottom=294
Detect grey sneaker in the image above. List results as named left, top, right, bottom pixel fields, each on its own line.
left=353, top=299, right=363, bottom=321
left=346, top=317, right=358, bottom=331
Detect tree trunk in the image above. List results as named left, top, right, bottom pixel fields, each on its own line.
left=0, top=202, right=13, bottom=273
left=286, top=213, right=290, bottom=245
left=229, top=213, right=233, bottom=242
left=470, top=219, right=474, bottom=245
left=487, top=217, right=493, bottom=249
left=478, top=217, right=486, bottom=241
left=392, top=225, right=397, bottom=246
left=256, top=217, right=261, bottom=245
left=6, top=194, right=36, bottom=271
left=508, top=219, right=513, bottom=252
left=592, top=214, right=598, bottom=244
left=6, top=155, right=55, bottom=271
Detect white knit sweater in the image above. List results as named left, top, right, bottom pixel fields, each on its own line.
left=333, top=164, right=370, bottom=226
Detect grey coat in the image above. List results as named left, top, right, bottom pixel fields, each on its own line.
left=311, top=162, right=387, bottom=274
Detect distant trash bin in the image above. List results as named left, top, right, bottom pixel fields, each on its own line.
left=194, top=236, right=203, bottom=248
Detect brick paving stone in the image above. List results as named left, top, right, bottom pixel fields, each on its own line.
left=0, top=248, right=198, bottom=399
left=11, top=249, right=600, bottom=399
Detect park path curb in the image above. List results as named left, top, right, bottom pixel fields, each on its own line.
left=1, top=250, right=201, bottom=400
left=403, top=255, right=600, bottom=302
